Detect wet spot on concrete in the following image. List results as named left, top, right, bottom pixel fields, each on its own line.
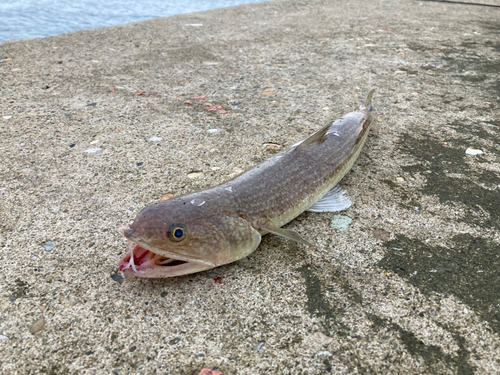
left=368, top=314, right=474, bottom=374
left=326, top=265, right=363, bottom=305
left=298, top=264, right=346, bottom=335
left=395, top=134, right=500, bottom=229
left=379, top=234, right=500, bottom=333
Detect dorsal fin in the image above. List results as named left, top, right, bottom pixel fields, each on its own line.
left=297, top=122, right=331, bottom=150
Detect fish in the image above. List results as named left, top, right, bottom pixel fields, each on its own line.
left=119, top=90, right=375, bottom=278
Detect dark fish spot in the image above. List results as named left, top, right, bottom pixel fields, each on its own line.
left=86, top=102, right=97, bottom=107
left=69, top=143, right=75, bottom=148
left=136, top=162, right=143, bottom=166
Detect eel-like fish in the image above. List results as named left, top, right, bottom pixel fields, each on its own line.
left=119, top=90, right=375, bottom=278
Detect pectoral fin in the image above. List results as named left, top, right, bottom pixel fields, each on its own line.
left=261, top=225, right=315, bottom=247
left=307, top=186, right=352, bottom=213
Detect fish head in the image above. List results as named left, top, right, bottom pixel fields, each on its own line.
left=119, top=197, right=261, bottom=278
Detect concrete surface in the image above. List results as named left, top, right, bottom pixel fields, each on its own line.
left=1, top=0, right=499, bottom=373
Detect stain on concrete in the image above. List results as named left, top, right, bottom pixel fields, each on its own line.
left=379, top=234, right=500, bottom=333
left=9, top=278, right=28, bottom=302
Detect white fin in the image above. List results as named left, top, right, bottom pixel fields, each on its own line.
left=261, top=225, right=315, bottom=248
left=307, top=186, right=352, bottom=213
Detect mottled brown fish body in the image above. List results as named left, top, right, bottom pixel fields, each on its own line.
left=119, top=96, right=373, bottom=278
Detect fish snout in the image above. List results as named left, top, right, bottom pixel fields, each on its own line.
left=124, top=227, right=135, bottom=239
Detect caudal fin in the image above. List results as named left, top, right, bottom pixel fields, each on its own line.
left=364, top=89, right=376, bottom=111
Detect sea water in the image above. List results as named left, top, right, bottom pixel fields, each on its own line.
left=0, top=0, right=267, bottom=42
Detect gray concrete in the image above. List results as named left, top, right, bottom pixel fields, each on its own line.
left=1, top=0, right=499, bottom=373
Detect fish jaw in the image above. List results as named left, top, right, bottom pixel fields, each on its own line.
left=117, top=212, right=262, bottom=278
left=119, top=239, right=214, bottom=278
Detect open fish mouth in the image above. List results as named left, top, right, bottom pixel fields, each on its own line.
left=118, top=225, right=213, bottom=278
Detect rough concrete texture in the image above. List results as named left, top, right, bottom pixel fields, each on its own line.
left=1, top=0, right=499, bottom=373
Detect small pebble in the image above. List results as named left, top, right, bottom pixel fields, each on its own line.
left=69, top=143, right=76, bottom=148
left=466, top=148, right=483, bottom=155
left=137, top=162, right=144, bottom=166
left=207, top=129, right=219, bottom=134
left=85, top=148, right=102, bottom=154
left=207, top=272, right=218, bottom=279
left=313, top=332, right=333, bottom=346
left=86, top=102, right=97, bottom=107
left=373, top=228, right=391, bottom=241
left=254, top=342, right=265, bottom=354
left=161, top=193, right=174, bottom=201
left=2, top=116, right=12, bottom=119
left=150, top=136, right=163, bottom=141
left=264, top=143, right=283, bottom=150
left=187, top=171, right=203, bottom=179
left=111, top=274, right=124, bottom=284
left=330, top=215, right=352, bottom=231
left=30, top=318, right=45, bottom=334
left=198, top=369, right=222, bottom=375
left=41, top=242, right=56, bottom=251
left=169, top=337, right=181, bottom=345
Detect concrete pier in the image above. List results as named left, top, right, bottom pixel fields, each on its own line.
left=1, top=0, right=499, bottom=373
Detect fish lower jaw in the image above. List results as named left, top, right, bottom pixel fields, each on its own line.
left=119, top=241, right=213, bottom=278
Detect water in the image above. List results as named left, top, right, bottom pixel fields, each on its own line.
left=0, top=0, right=267, bottom=42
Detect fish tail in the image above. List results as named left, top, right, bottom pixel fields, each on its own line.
left=363, top=89, right=376, bottom=111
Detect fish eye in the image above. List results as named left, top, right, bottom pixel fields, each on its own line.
left=168, top=224, right=186, bottom=242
